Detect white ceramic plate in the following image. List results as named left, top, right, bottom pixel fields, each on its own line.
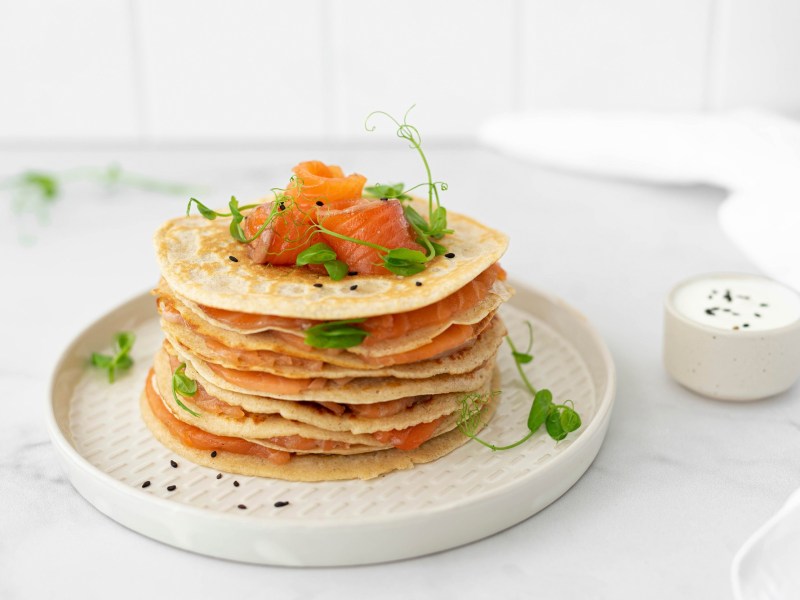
left=47, top=282, right=615, bottom=566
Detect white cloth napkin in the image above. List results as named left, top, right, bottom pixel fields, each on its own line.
left=732, top=488, right=800, bottom=600
left=479, top=109, right=800, bottom=291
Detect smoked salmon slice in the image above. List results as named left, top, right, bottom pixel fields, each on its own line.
left=318, top=199, right=424, bottom=275
left=360, top=264, right=506, bottom=344
left=284, top=160, right=366, bottom=209
left=372, top=417, right=444, bottom=451
left=244, top=202, right=320, bottom=265
left=145, top=370, right=291, bottom=464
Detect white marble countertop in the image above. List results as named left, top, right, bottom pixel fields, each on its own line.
left=2, top=144, right=798, bottom=599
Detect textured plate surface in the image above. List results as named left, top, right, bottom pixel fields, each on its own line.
left=47, top=282, right=615, bottom=566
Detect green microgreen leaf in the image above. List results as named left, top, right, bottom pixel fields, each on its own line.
left=228, top=196, right=248, bottom=242
left=304, top=319, right=369, bottom=349
left=381, top=247, right=428, bottom=276
left=560, top=404, right=582, bottom=433
left=114, top=331, right=135, bottom=354
left=429, top=206, right=449, bottom=238
left=546, top=408, right=567, bottom=441
left=296, top=242, right=337, bottom=266
left=323, top=259, right=348, bottom=281
left=364, top=183, right=411, bottom=201
left=527, top=389, right=552, bottom=431
left=186, top=197, right=224, bottom=220
left=90, top=353, right=113, bottom=369
left=172, top=362, right=201, bottom=417
left=403, top=205, right=429, bottom=233
left=513, top=351, right=533, bottom=364
left=115, top=354, right=133, bottom=371
left=430, top=241, right=448, bottom=256
left=90, top=331, right=135, bottom=383
left=22, top=172, right=60, bottom=199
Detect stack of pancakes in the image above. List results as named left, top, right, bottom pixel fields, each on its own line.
left=141, top=207, right=511, bottom=481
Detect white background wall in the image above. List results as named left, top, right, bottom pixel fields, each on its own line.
left=1, top=0, right=799, bottom=143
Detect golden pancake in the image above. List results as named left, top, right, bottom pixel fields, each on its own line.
left=154, top=202, right=509, bottom=319
left=140, top=371, right=500, bottom=481
left=160, top=313, right=507, bottom=379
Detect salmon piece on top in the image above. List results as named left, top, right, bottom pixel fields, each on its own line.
left=243, top=203, right=320, bottom=265
left=318, top=199, right=424, bottom=275
left=284, top=160, right=366, bottom=210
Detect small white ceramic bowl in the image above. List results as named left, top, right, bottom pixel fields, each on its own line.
left=663, top=273, right=800, bottom=401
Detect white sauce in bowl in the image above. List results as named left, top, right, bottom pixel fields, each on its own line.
left=671, top=274, right=800, bottom=332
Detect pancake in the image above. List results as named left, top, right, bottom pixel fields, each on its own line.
left=160, top=312, right=507, bottom=379
left=173, top=339, right=496, bottom=403
left=154, top=346, right=493, bottom=435
left=154, top=201, right=509, bottom=319
left=140, top=370, right=501, bottom=481
left=156, top=274, right=513, bottom=356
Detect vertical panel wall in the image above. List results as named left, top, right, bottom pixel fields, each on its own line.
left=709, top=0, right=800, bottom=111
left=0, top=0, right=139, bottom=140
left=328, top=0, right=517, bottom=139
left=1, top=0, right=800, bottom=143
left=520, top=0, right=714, bottom=111
left=137, top=0, right=329, bottom=140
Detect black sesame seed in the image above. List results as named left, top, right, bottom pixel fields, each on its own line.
left=350, top=284, right=358, bottom=291
left=743, top=323, right=750, bottom=328
left=141, top=481, right=151, bottom=488
left=760, top=303, right=769, bottom=307
left=238, top=504, right=247, bottom=510
left=313, top=283, right=323, bottom=288
left=444, top=252, right=455, bottom=259
left=380, top=197, right=388, bottom=202
left=274, top=501, right=290, bottom=508
left=228, top=255, right=239, bottom=262
left=216, top=473, right=222, bottom=480
left=315, top=200, right=324, bottom=207
left=278, top=203, right=286, bottom=212
left=170, top=459, right=178, bottom=468
left=211, top=451, right=217, bottom=458
left=755, top=313, right=762, bottom=318
left=167, top=485, right=177, bottom=492
left=233, top=481, right=240, bottom=487
left=348, top=271, right=358, bottom=276
left=415, top=281, right=422, bottom=287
